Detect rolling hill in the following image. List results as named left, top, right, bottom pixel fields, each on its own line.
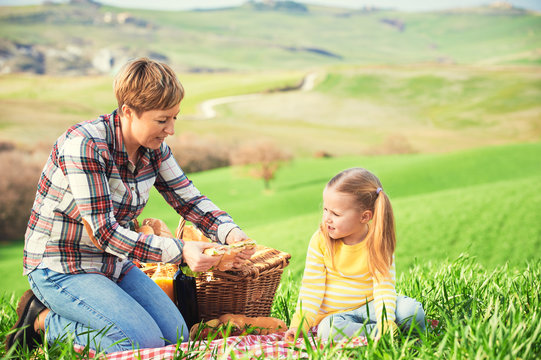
left=0, top=1, right=540, bottom=75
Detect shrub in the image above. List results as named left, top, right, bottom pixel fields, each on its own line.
left=0, top=145, right=44, bottom=241
left=167, top=133, right=232, bottom=174
left=230, top=140, right=292, bottom=189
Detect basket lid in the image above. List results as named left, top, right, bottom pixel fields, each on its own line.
left=211, top=245, right=291, bottom=279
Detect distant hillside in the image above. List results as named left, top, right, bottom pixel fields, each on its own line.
left=0, top=1, right=540, bottom=74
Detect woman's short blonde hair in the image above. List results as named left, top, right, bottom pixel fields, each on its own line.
left=114, top=57, right=184, bottom=116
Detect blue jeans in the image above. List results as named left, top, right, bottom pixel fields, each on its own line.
left=317, top=295, right=426, bottom=340
left=28, top=265, right=189, bottom=353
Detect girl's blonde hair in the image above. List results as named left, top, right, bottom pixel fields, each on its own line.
left=114, top=57, right=184, bottom=116
left=322, top=167, right=396, bottom=279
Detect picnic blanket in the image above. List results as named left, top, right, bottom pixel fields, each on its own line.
left=73, top=332, right=368, bottom=359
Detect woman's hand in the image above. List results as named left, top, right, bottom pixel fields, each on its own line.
left=182, top=241, right=222, bottom=272
left=225, top=227, right=249, bottom=244
left=225, top=227, right=256, bottom=261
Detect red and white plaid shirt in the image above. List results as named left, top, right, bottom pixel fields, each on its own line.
left=24, top=110, right=238, bottom=281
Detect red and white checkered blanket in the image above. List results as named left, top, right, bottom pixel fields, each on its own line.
left=73, top=332, right=368, bottom=359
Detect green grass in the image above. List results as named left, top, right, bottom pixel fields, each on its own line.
left=179, top=65, right=541, bottom=157
left=3, top=141, right=539, bottom=294
left=0, top=242, right=26, bottom=298
left=1, top=141, right=540, bottom=358
left=2, top=256, right=540, bottom=359
left=1, top=65, right=539, bottom=157
left=314, top=66, right=541, bottom=130
left=137, top=141, right=541, bottom=278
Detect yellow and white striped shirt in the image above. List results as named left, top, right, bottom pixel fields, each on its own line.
left=291, top=230, right=397, bottom=332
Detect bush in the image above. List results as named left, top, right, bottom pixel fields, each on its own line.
left=230, top=140, right=292, bottom=189
left=167, top=133, right=232, bottom=174
left=0, top=145, right=43, bottom=241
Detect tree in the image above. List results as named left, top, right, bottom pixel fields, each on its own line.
left=230, top=140, right=292, bottom=190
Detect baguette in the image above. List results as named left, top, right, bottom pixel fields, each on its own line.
left=189, top=314, right=287, bottom=340
left=142, top=218, right=173, bottom=238
left=137, top=224, right=154, bottom=235
left=183, top=225, right=211, bottom=242
left=247, top=316, right=287, bottom=334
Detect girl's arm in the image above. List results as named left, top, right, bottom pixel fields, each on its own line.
left=372, top=255, right=398, bottom=336
left=290, top=231, right=327, bottom=332
left=153, top=143, right=239, bottom=244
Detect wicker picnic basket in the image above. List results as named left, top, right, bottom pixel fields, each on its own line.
left=195, top=244, right=291, bottom=321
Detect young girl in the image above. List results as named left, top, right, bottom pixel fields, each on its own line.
left=285, top=167, right=425, bottom=341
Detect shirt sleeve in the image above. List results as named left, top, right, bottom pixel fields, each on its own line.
left=153, top=144, right=238, bottom=244
left=290, top=231, right=327, bottom=331
left=373, top=255, right=398, bottom=334
left=59, top=136, right=184, bottom=264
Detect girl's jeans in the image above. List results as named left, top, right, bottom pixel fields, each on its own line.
left=28, top=265, right=189, bottom=353
left=317, top=295, right=426, bottom=340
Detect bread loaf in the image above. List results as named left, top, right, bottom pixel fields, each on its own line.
left=142, top=218, right=173, bottom=237
left=189, top=313, right=287, bottom=340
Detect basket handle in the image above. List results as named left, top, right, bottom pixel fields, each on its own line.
left=280, top=255, right=289, bottom=268
left=176, top=217, right=186, bottom=239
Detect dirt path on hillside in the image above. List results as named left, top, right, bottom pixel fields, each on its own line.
left=197, top=72, right=318, bottom=119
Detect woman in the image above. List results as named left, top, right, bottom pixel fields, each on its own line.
left=6, top=58, right=253, bottom=354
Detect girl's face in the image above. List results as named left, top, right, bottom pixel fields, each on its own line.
left=121, top=104, right=179, bottom=153
left=322, top=186, right=371, bottom=244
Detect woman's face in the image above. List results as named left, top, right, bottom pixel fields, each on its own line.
left=322, top=186, right=371, bottom=244
left=122, top=104, right=180, bottom=152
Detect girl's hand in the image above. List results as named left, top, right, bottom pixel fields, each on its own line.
left=284, top=327, right=297, bottom=343
left=182, top=241, right=222, bottom=272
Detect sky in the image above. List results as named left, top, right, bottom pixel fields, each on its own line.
left=0, top=0, right=540, bottom=11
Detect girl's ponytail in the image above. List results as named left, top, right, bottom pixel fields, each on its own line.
left=367, top=188, right=396, bottom=280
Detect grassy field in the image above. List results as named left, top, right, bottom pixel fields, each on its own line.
left=141, top=141, right=541, bottom=277
left=1, top=65, right=539, bottom=157
left=4, top=140, right=539, bottom=300
left=0, top=70, right=305, bottom=148
left=2, top=255, right=540, bottom=358
left=1, top=3, right=540, bottom=356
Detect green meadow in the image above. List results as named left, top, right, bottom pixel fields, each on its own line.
left=6, top=140, right=539, bottom=297
left=143, top=141, right=541, bottom=277
left=2, top=65, right=540, bottom=156
left=1, top=2, right=541, bottom=358
left=2, top=141, right=541, bottom=358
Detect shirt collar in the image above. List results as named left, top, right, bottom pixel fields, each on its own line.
left=110, top=109, right=129, bottom=166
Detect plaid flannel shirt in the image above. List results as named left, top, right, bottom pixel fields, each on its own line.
left=24, top=110, right=238, bottom=281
